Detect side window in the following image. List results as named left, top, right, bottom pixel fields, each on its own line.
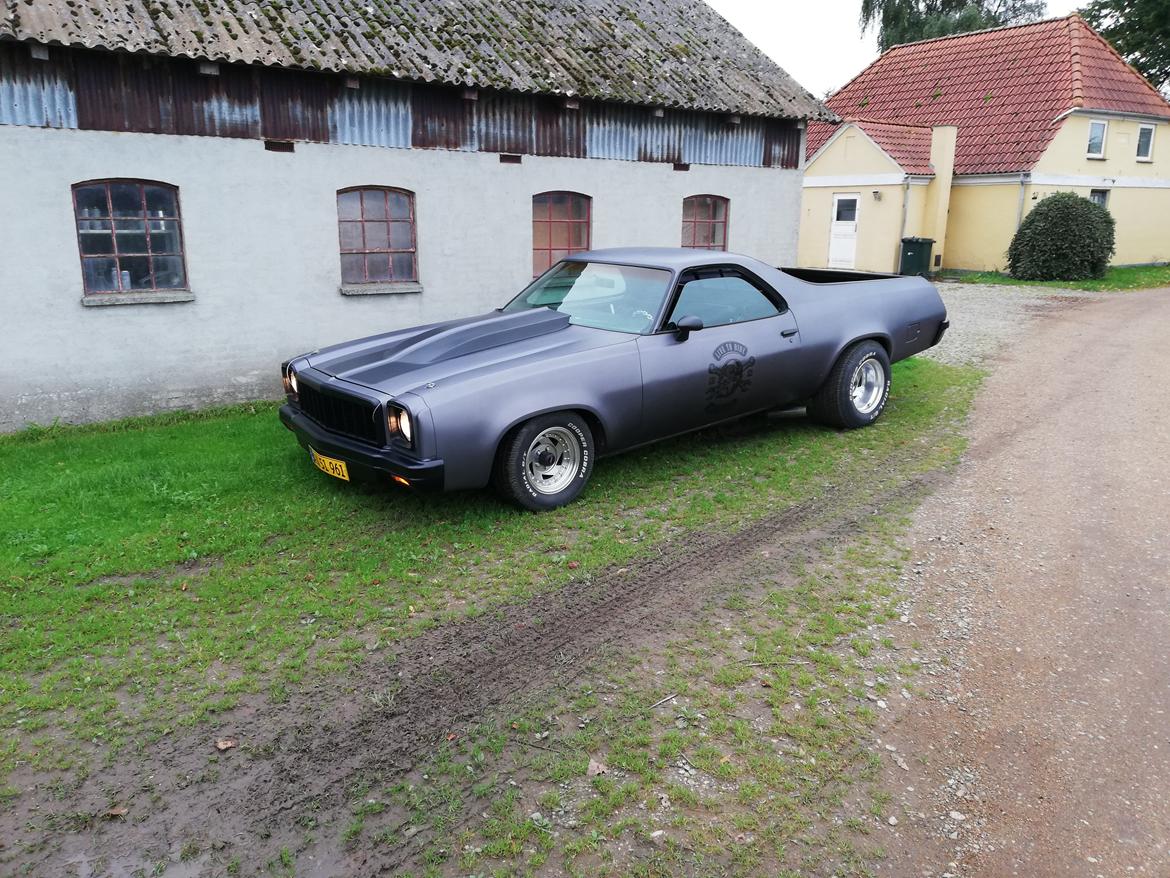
left=337, top=187, right=418, bottom=284
left=668, top=273, right=780, bottom=328
left=681, top=195, right=729, bottom=250
left=1086, top=120, right=1108, bottom=158
left=72, top=180, right=187, bottom=293
left=1137, top=124, right=1155, bottom=161
left=532, top=191, right=591, bottom=276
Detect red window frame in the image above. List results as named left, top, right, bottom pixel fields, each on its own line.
left=71, top=179, right=188, bottom=294
left=532, top=191, right=591, bottom=276
left=337, top=187, right=419, bottom=284
left=681, top=195, right=730, bottom=251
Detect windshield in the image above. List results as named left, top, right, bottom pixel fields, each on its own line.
left=502, top=261, right=672, bottom=334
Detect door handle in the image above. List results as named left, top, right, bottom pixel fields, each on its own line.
left=781, top=328, right=798, bottom=338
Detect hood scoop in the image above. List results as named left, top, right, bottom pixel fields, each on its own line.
left=310, top=308, right=572, bottom=386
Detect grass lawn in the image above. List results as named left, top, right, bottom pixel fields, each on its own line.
left=0, top=358, right=980, bottom=797
left=950, top=263, right=1170, bottom=291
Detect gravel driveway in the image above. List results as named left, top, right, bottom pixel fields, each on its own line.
left=877, top=282, right=1170, bottom=877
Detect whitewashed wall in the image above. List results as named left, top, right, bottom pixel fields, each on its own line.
left=0, top=126, right=803, bottom=429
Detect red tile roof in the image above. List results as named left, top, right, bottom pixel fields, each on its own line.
left=806, top=15, right=1170, bottom=175
left=808, top=119, right=937, bottom=175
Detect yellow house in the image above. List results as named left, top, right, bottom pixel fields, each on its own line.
left=799, top=15, right=1170, bottom=274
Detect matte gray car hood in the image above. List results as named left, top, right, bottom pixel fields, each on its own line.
left=306, top=308, right=628, bottom=397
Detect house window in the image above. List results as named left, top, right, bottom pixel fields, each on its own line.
left=337, top=187, right=418, bottom=284
left=681, top=195, right=729, bottom=250
left=1137, top=124, right=1155, bottom=161
left=1086, top=120, right=1108, bottom=158
left=532, top=191, right=591, bottom=276
left=72, top=181, right=187, bottom=293
left=1089, top=189, right=1109, bottom=208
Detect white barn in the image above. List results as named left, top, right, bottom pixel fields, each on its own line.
left=0, top=0, right=829, bottom=430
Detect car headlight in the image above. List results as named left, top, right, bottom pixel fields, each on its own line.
left=282, top=364, right=299, bottom=398
left=387, top=404, right=412, bottom=444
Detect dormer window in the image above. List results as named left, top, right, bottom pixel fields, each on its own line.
left=1086, top=120, right=1108, bottom=159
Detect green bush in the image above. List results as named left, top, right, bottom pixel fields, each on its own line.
left=1007, top=191, right=1116, bottom=281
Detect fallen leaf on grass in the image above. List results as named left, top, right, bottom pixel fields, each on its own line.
left=104, top=806, right=128, bottom=818
left=567, top=561, right=580, bottom=569
left=446, top=733, right=458, bottom=742
left=587, top=758, right=608, bottom=777
left=214, top=738, right=237, bottom=752
left=719, top=754, right=732, bottom=765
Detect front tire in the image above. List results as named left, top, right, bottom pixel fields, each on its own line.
left=495, top=413, right=595, bottom=510
left=808, top=340, right=891, bottom=429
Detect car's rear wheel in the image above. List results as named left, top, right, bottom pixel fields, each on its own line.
left=495, top=412, right=594, bottom=510
left=808, top=340, right=891, bottom=429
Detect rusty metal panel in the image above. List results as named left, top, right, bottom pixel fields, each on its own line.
left=763, top=120, right=801, bottom=168
left=0, top=43, right=77, bottom=128
left=534, top=96, right=585, bottom=158
left=475, top=91, right=534, bottom=155
left=411, top=86, right=475, bottom=151
left=171, top=61, right=260, bottom=139
left=328, top=78, right=411, bottom=149
left=586, top=104, right=766, bottom=167
left=73, top=49, right=128, bottom=132
left=259, top=68, right=333, bottom=142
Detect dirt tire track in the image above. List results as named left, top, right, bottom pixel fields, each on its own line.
left=12, top=461, right=946, bottom=877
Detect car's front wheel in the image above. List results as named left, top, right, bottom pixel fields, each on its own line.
left=495, top=412, right=595, bottom=510
left=808, top=340, right=891, bottom=429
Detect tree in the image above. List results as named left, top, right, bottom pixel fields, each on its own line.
left=1079, top=0, right=1170, bottom=94
left=861, top=0, right=1046, bottom=52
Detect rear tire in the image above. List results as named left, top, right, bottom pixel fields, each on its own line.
left=808, top=340, right=891, bottom=429
left=494, top=412, right=595, bottom=511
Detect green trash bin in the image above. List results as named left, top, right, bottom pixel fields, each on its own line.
left=899, top=237, right=935, bottom=277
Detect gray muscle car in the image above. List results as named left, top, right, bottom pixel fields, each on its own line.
left=279, top=248, right=948, bottom=509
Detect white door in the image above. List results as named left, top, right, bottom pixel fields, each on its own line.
left=828, top=194, right=860, bottom=269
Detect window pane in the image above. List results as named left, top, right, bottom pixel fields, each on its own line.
left=337, top=190, right=362, bottom=220
left=75, top=185, right=110, bottom=218
left=549, top=192, right=570, bottom=220
left=670, top=276, right=779, bottom=326
left=389, top=221, right=412, bottom=250
left=1088, top=122, right=1106, bottom=155
left=339, top=221, right=363, bottom=250
left=120, top=255, right=153, bottom=289
left=149, top=221, right=182, bottom=254
left=532, top=220, right=548, bottom=248
left=711, top=198, right=728, bottom=221
left=569, top=195, right=589, bottom=220
left=152, top=255, right=186, bottom=288
left=78, top=220, right=114, bottom=255
left=366, top=253, right=391, bottom=281
left=1138, top=127, right=1153, bottom=158
left=110, top=183, right=143, bottom=217
left=364, top=221, right=390, bottom=250
left=391, top=252, right=415, bottom=280
left=533, top=250, right=550, bottom=276
left=387, top=191, right=411, bottom=220
left=82, top=257, right=119, bottom=292
left=362, top=189, right=388, bottom=220
left=532, top=194, right=549, bottom=220
left=835, top=199, right=858, bottom=222
left=682, top=198, right=697, bottom=221
left=681, top=221, right=695, bottom=247
left=340, top=253, right=365, bottom=283
left=711, top=222, right=726, bottom=249
left=550, top=222, right=569, bottom=249
left=569, top=223, right=589, bottom=249
left=114, top=219, right=149, bottom=254
left=144, top=186, right=177, bottom=217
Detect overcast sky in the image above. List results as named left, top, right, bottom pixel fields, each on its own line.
left=705, top=0, right=1082, bottom=98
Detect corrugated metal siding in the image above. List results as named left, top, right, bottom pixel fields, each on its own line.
left=0, top=46, right=804, bottom=168
left=0, top=43, right=77, bottom=128
left=329, top=79, right=411, bottom=148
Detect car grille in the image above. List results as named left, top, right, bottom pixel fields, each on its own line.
left=297, top=383, right=383, bottom=446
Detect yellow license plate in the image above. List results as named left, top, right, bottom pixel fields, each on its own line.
left=310, top=448, right=350, bottom=481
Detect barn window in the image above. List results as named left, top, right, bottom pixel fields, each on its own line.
left=72, top=181, right=187, bottom=293
left=681, top=195, right=729, bottom=250
left=337, top=187, right=418, bottom=284
left=532, top=191, right=591, bottom=276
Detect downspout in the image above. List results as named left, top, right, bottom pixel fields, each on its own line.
left=1015, top=173, right=1029, bottom=229
left=898, top=178, right=911, bottom=274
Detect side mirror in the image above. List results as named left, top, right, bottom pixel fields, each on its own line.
left=674, top=314, right=704, bottom=341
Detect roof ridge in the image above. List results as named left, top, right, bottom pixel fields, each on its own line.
left=849, top=117, right=934, bottom=131
left=886, top=14, right=1073, bottom=52
left=1068, top=15, right=1085, bottom=108
left=1067, top=13, right=1170, bottom=111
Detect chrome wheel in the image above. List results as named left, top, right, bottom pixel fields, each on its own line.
left=524, top=426, right=581, bottom=495
left=850, top=357, right=886, bottom=415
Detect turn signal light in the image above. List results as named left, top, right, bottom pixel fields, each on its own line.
left=391, top=475, right=411, bottom=487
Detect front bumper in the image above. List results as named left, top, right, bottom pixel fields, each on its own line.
left=932, top=319, right=950, bottom=347
left=279, top=404, right=445, bottom=490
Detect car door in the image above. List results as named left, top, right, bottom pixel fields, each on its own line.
left=635, top=267, right=802, bottom=442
